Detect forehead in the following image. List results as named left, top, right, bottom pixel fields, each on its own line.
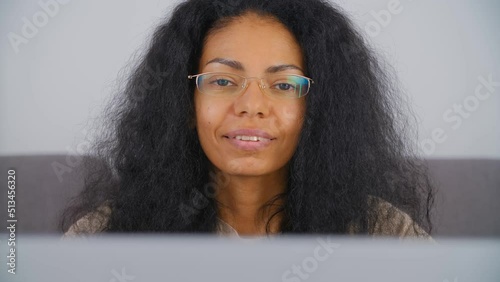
left=199, top=13, right=304, bottom=73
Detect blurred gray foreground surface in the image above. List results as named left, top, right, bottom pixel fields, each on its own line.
left=0, top=235, right=499, bottom=282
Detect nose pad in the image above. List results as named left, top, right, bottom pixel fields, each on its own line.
left=234, top=77, right=270, bottom=117
left=241, top=78, right=265, bottom=95
left=259, top=78, right=266, bottom=90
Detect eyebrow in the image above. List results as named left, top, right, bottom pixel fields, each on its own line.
left=205, top=57, right=304, bottom=73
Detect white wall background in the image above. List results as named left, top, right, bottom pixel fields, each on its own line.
left=1, top=0, right=499, bottom=158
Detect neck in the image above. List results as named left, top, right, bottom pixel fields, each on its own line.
left=214, top=168, right=287, bottom=236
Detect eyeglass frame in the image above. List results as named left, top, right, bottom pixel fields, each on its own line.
left=187, top=71, right=315, bottom=99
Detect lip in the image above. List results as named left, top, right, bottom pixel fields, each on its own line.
left=223, top=129, right=276, bottom=151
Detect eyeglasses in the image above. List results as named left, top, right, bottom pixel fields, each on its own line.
left=187, top=72, right=314, bottom=99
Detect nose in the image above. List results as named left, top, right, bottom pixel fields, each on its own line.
left=233, top=78, right=269, bottom=118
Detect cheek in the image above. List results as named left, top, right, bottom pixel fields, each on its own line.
left=198, top=107, right=213, bottom=126
left=274, top=102, right=306, bottom=134
left=194, top=95, right=228, bottom=139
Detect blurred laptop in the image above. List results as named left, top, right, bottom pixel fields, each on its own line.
left=1, top=234, right=499, bottom=282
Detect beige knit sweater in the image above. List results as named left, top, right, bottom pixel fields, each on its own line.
left=63, top=197, right=431, bottom=239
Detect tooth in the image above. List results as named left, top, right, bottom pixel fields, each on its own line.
left=234, top=135, right=264, bottom=141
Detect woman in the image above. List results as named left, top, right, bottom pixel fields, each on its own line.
left=62, top=0, right=434, bottom=238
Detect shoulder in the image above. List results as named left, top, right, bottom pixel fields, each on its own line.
left=350, top=196, right=432, bottom=240
left=62, top=204, right=112, bottom=237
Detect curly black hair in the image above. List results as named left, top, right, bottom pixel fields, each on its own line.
left=61, top=0, right=434, bottom=235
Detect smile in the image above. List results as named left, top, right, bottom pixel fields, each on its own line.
left=223, top=129, right=276, bottom=151
left=234, top=135, right=271, bottom=142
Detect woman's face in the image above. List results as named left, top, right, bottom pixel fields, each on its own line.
left=194, top=13, right=306, bottom=177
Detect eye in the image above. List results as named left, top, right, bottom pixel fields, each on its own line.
left=208, top=77, right=237, bottom=87
left=272, top=82, right=296, bottom=92
left=265, top=75, right=311, bottom=98
left=276, top=83, right=295, bottom=91
left=214, top=79, right=231, bottom=87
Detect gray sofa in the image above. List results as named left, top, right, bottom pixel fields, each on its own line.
left=1, top=155, right=499, bottom=236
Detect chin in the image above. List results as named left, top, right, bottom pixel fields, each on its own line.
left=219, top=158, right=275, bottom=177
